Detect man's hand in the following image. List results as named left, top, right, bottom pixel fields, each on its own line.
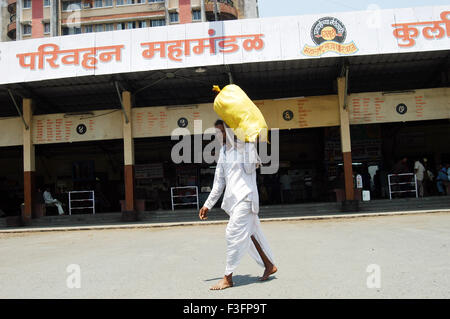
left=199, top=206, right=209, bottom=220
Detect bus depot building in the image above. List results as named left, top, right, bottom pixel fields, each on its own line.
left=0, top=5, right=449, bottom=225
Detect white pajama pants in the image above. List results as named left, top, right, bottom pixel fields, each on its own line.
left=46, top=200, right=65, bottom=215
left=224, top=200, right=275, bottom=276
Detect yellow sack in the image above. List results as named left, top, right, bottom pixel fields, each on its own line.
left=213, top=84, right=268, bottom=143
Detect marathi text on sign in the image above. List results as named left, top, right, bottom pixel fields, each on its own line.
left=392, top=10, right=450, bottom=47
left=141, top=29, right=264, bottom=62
left=16, top=44, right=124, bottom=70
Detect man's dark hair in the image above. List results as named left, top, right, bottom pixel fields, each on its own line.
left=214, top=119, right=224, bottom=126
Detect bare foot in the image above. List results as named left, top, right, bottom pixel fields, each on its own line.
left=259, top=265, right=278, bottom=281
left=210, top=277, right=233, bottom=290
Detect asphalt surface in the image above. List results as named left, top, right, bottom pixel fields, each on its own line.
left=0, top=212, right=449, bottom=298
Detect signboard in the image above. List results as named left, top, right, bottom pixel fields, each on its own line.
left=135, top=163, right=164, bottom=179
left=348, top=88, right=450, bottom=125
left=31, top=109, right=123, bottom=144
left=0, top=87, right=448, bottom=147
left=0, top=5, right=448, bottom=85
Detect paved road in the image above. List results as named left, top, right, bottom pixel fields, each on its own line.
left=0, top=212, right=449, bottom=298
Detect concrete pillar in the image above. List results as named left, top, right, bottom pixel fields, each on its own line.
left=16, top=0, right=22, bottom=40
left=164, top=0, right=170, bottom=26
left=337, top=77, right=355, bottom=202
left=0, top=4, right=4, bottom=41
left=122, top=91, right=137, bottom=221
left=200, top=0, right=206, bottom=22
left=22, top=98, right=35, bottom=225
left=50, top=0, right=59, bottom=37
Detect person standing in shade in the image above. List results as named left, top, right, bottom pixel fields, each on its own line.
left=414, top=158, right=426, bottom=197
left=199, top=120, right=277, bottom=290
left=280, top=170, right=292, bottom=204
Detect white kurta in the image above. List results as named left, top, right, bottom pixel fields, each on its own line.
left=43, top=191, right=65, bottom=215
left=204, top=141, right=275, bottom=276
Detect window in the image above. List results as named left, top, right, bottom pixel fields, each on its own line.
left=94, top=0, right=103, bottom=8
left=23, top=0, right=31, bottom=9
left=104, top=0, right=113, bottom=6
left=44, top=0, right=51, bottom=7
left=117, top=22, right=125, bottom=30
left=105, top=23, right=114, bottom=31
left=149, top=0, right=164, bottom=2
left=150, top=19, right=165, bottom=27
left=169, top=12, right=179, bottom=23
left=116, top=0, right=124, bottom=5
left=62, top=1, right=82, bottom=11
left=23, top=24, right=31, bottom=35
left=127, top=21, right=136, bottom=29
left=138, top=21, right=147, bottom=28
left=44, top=23, right=50, bottom=34
left=84, top=25, right=93, bottom=33
left=192, top=10, right=201, bottom=21
left=62, top=26, right=81, bottom=35
left=95, top=24, right=104, bottom=32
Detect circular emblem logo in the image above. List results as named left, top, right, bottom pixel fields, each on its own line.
left=177, top=117, right=188, bottom=128
left=311, top=17, right=347, bottom=45
left=76, top=124, right=87, bottom=135
left=396, top=103, right=408, bottom=115
left=282, top=110, right=294, bottom=121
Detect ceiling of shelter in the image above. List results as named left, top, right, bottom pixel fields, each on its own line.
left=0, top=50, right=448, bottom=117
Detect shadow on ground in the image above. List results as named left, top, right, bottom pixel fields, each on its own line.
left=205, top=274, right=277, bottom=288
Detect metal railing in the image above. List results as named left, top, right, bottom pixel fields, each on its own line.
left=68, top=190, right=96, bottom=215
left=205, top=0, right=234, bottom=8
left=170, top=186, right=199, bottom=211
left=388, top=173, right=418, bottom=199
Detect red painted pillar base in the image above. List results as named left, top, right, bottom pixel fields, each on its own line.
left=341, top=151, right=359, bottom=212
left=22, top=171, right=35, bottom=226
left=342, top=152, right=354, bottom=201
left=122, top=164, right=139, bottom=221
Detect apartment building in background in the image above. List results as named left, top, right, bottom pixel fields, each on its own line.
left=2, top=0, right=259, bottom=41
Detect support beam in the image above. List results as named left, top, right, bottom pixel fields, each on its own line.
left=22, top=98, right=35, bottom=225
left=122, top=91, right=137, bottom=221
left=115, top=81, right=129, bottom=124
left=164, top=0, right=170, bottom=26
left=213, top=0, right=219, bottom=21
left=200, top=0, right=206, bottom=22
left=50, top=0, right=59, bottom=37
left=337, top=77, right=355, bottom=203
left=226, top=65, right=234, bottom=84
left=8, top=89, right=29, bottom=130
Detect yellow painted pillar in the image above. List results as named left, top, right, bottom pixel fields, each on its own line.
left=122, top=91, right=137, bottom=220
left=337, top=77, right=355, bottom=201
left=22, top=98, right=35, bottom=225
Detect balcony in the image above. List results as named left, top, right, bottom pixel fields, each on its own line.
left=8, top=0, right=17, bottom=14
left=7, top=21, right=17, bottom=40
left=205, top=0, right=238, bottom=21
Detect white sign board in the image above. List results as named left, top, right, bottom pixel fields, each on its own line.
left=0, top=5, right=448, bottom=85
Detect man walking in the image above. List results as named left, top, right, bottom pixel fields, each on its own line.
left=199, top=120, right=277, bottom=290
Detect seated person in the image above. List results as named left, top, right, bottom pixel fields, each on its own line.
left=436, top=165, right=448, bottom=195
left=43, top=187, right=65, bottom=215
